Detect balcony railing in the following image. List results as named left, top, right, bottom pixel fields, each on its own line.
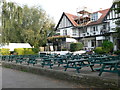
left=100, top=29, right=109, bottom=35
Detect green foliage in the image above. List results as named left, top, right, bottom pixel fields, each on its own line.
left=113, top=1, right=120, bottom=14
left=32, top=47, right=40, bottom=54
left=102, top=40, right=114, bottom=53
left=113, top=50, right=120, bottom=55
left=14, top=48, right=36, bottom=55
left=0, top=48, right=10, bottom=55
left=70, top=42, right=83, bottom=52
left=2, top=2, right=23, bottom=43
left=62, top=48, right=67, bottom=51
left=2, top=1, right=55, bottom=47
left=94, top=47, right=105, bottom=54
left=24, top=48, right=35, bottom=55
left=14, top=48, right=24, bottom=55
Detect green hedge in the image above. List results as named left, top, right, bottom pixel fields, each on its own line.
left=14, top=48, right=24, bottom=55
left=114, top=50, right=120, bottom=55
left=14, top=48, right=37, bottom=55
left=70, top=42, right=83, bottom=52
left=0, top=48, right=10, bottom=55
left=94, top=47, right=105, bottom=54
left=24, top=48, right=36, bottom=55
left=102, top=40, right=113, bottom=53
left=62, top=48, right=67, bottom=51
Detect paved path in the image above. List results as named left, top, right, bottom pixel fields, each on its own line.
left=1, top=67, right=82, bottom=88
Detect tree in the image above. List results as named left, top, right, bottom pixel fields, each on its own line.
left=2, top=1, right=23, bottom=43
left=21, top=5, right=55, bottom=47
left=1, top=1, right=55, bottom=48
left=114, top=0, right=120, bottom=13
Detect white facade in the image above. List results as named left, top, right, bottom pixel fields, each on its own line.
left=58, top=15, right=72, bottom=29
left=56, top=3, right=119, bottom=50
left=56, top=13, right=79, bottom=38
left=58, top=27, right=79, bottom=38
left=103, top=1, right=120, bottom=50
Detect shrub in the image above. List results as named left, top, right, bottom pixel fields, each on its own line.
left=62, top=48, right=67, bottom=51
left=102, top=40, right=113, bottom=53
left=113, top=50, right=120, bottom=55
left=70, top=42, right=83, bottom=52
left=0, top=48, right=10, bottom=55
left=32, top=47, right=39, bottom=54
left=14, top=48, right=37, bottom=55
left=94, top=47, right=105, bottom=54
left=14, top=48, right=24, bottom=55
left=24, top=48, right=35, bottom=55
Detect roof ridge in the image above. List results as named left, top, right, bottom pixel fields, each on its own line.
left=64, top=12, right=78, bottom=26
left=92, top=8, right=110, bottom=13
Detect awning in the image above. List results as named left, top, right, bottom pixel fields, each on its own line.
left=66, top=38, right=77, bottom=43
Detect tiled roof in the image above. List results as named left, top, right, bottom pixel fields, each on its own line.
left=64, top=9, right=109, bottom=26
left=56, top=8, right=109, bottom=30
left=87, top=9, right=110, bottom=26
left=64, top=13, right=78, bottom=26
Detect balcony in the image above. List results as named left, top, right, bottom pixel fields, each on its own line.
left=100, top=29, right=109, bottom=35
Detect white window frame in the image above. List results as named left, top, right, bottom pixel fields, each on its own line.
left=72, top=29, right=77, bottom=36
left=63, top=29, right=67, bottom=35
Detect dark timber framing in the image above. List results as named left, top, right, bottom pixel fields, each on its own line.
left=103, top=2, right=120, bottom=21
left=55, top=12, right=74, bottom=30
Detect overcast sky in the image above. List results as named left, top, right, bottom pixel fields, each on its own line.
left=6, top=0, right=113, bottom=24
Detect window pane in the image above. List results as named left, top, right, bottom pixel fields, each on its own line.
left=98, top=40, right=102, bottom=47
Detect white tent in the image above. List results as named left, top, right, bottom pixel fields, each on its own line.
left=0, top=43, right=32, bottom=51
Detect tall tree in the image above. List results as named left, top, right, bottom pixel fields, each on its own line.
left=21, top=5, right=55, bottom=47
left=2, top=1, right=23, bottom=43
left=2, top=1, right=55, bottom=48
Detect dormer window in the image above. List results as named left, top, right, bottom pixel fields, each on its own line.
left=91, top=12, right=98, bottom=21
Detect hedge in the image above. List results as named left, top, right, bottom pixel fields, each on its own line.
left=70, top=42, right=83, bottom=52
left=14, top=48, right=24, bottom=55
left=94, top=47, right=105, bottom=54
left=0, top=48, right=10, bottom=55
left=102, top=40, right=113, bottom=53
left=24, top=48, right=35, bottom=55
left=114, top=50, right=120, bottom=55
left=14, top=48, right=36, bottom=55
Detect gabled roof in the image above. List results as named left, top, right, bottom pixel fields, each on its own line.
left=55, top=12, right=78, bottom=30
left=87, top=9, right=110, bottom=26
left=65, top=13, right=78, bottom=26
left=56, top=8, right=110, bottom=30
